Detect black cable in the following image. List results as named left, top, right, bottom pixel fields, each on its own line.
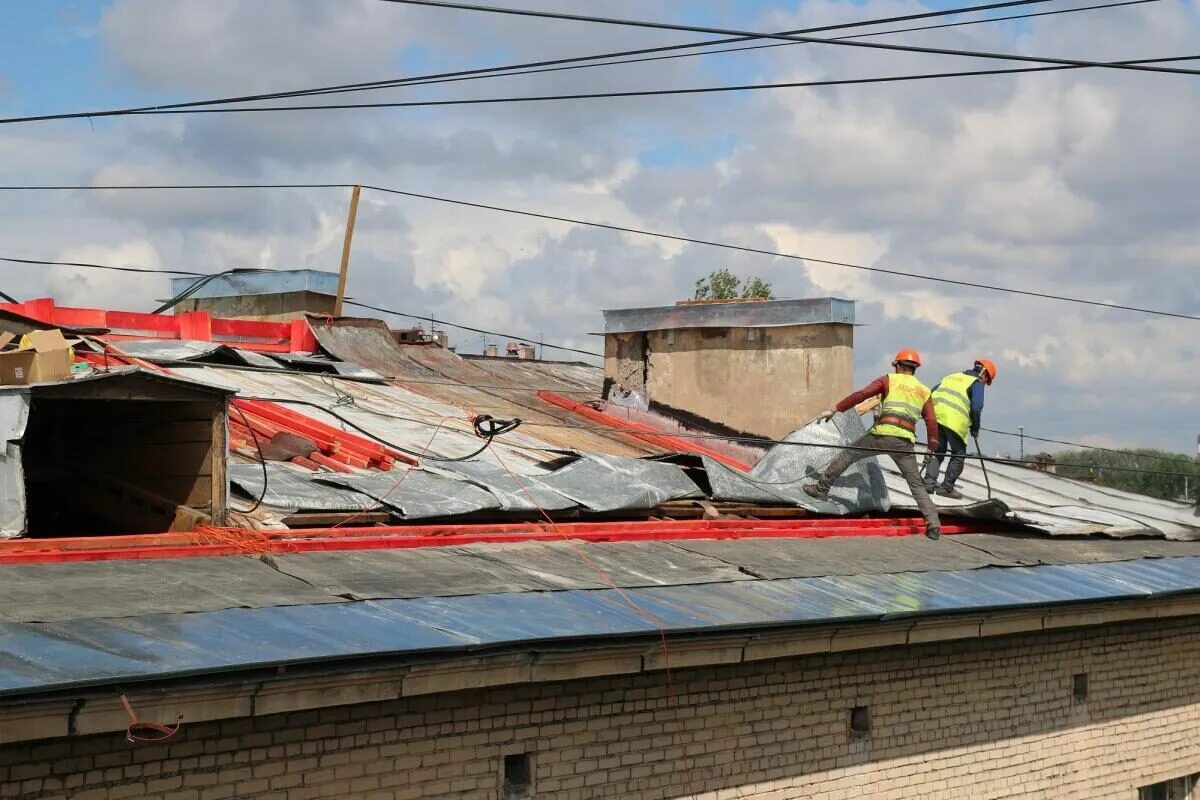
left=0, top=0, right=1068, bottom=126
left=241, top=396, right=521, bottom=462
left=368, top=0, right=1159, bottom=94
left=360, top=185, right=1200, bottom=322
left=981, top=426, right=1197, bottom=465
left=513, top=420, right=1200, bottom=479
left=51, top=54, right=1196, bottom=119
left=387, top=0, right=1200, bottom=77
left=0, top=289, right=16, bottom=303
left=0, top=186, right=1193, bottom=322
left=0, top=4, right=1176, bottom=124
left=0, top=256, right=204, bottom=276
left=231, top=403, right=269, bottom=513
left=0, top=184, right=353, bottom=191
left=152, top=268, right=278, bottom=314
left=343, top=300, right=603, bottom=357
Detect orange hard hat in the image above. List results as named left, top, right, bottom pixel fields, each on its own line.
left=975, top=358, right=997, bottom=384
left=892, top=348, right=922, bottom=368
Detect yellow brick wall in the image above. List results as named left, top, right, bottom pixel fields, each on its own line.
left=4, top=617, right=1200, bottom=799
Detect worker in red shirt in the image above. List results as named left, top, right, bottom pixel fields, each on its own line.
left=804, top=349, right=942, bottom=540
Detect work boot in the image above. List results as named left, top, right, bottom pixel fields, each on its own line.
left=924, top=481, right=938, bottom=493
left=925, top=525, right=942, bottom=540
left=936, top=487, right=964, bottom=500
left=803, top=483, right=829, bottom=501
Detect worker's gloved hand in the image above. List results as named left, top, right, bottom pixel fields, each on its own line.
left=927, top=441, right=939, bottom=454
left=970, top=427, right=980, bottom=439
left=816, top=409, right=835, bottom=424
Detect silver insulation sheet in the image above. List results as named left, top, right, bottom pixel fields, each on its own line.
left=536, top=453, right=702, bottom=512
left=0, top=393, right=30, bottom=537
left=706, top=411, right=890, bottom=514
left=228, top=463, right=379, bottom=511
left=316, top=469, right=503, bottom=519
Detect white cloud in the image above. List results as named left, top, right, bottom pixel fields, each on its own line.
left=0, top=0, right=1193, bottom=453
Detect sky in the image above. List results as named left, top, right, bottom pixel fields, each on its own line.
left=0, top=0, right=1197, bottom=456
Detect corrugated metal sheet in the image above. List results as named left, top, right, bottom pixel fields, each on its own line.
left=316, top=470, right=503, bottom=519
left=461, top=357, right=604, bottom=395
left=882, top=458, right=1200, bottom=540
left=705, top=411, right=889, bottom=514
left=228, top=463, right=379, bottom=512
left=311, top=319, right=657, bottom=458
left=7, top=555, right=1200, bottom=697
left=429, top=460, right=577, bottom=512
left=536, top=453, right=702, bottom=512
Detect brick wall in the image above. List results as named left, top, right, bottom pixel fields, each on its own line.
left=4, top=617, right=1200, bottom=800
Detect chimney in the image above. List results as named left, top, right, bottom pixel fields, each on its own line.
left=167, top=269, right=339, bottom=322
left=484, top=344, right=499, bottom=358
left=601, top=297, right=855, bottom=439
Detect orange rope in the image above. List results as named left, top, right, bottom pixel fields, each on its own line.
left=488, top=449, right=696, bottom=792
left=328, top=413, right=456, bottom=530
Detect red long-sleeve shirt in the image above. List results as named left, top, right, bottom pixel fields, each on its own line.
left=835, top=375, right=939, bottom=448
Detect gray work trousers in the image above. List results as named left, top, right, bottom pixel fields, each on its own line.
left=817, top=433, right=941, bottom=531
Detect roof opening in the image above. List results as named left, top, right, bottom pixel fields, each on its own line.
left=11, top=371, right=229, bottom=537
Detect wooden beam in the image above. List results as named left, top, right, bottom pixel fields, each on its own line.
left=334, top=185, right=362, bottom=317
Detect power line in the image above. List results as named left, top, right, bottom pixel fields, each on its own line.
left=64, top=56, right=1199, bottom=118
left=0, top=256, right=204, bottom=276
left=359, top=184, right=1200, bottom=322
left=0, top=2, right=1170, bottom=125
left=386, top=0, right=1200, bottom=77
left=0, top=255, right=602, bottom=358
left=982, top=426, right=1196, bottom=464
left=0, top=183, right=1194, bottom=322
left=0, top=0, right=1062, bottom=126
left=343, top=300, right=602, bottom=358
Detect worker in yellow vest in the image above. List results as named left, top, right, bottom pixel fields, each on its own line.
left=804, top=349, right=942, bottom=540
left=924, top=359, right=996, bottom=499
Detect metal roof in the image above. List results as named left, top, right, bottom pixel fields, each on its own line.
left=881, top=457, right=1200, bottom=539
left=603, top=297, right=855, bottom=334
left=5, top=553, right=1200, bottom=697
left=168, top=269, right=338, bottom=299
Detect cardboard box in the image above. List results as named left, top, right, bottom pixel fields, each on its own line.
left=0, top=329, right=76, bottom=386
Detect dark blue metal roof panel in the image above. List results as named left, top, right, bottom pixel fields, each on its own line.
left=0, top=603, right=475, bottom=695
left=5, top=556, right=1200, bottom=698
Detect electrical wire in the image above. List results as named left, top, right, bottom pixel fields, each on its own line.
left=386, top=0, right=1200, bottom=77
left=360, top=184, right=1200, bottom=322
left=0, top=3, right=1175, bottom=123
left=0, top=289, right=17, bottom=303
left=0, top=185, right=1194, bottom=322
left=354, top=0, right=1161, bottom=98
left=0, top=256, right=204, bottom=276
left=72, top=57, right=1200, bottom=117
left=342, top=300, right=602, bottom=357
left=506, top=417, right=1200, bottom=479
left=232, top=403, right=269, bottom=513
left=241, top=395, right=522, bottom=462
left=0, top=0, right=1096, bottom=126
left=152, top=268, right=278, bottom=314
left=981, top=426, right=1198, bottom=465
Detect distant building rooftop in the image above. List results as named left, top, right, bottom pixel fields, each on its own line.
left=168, top=269, right=338, bottom=300
left=603, top=297, right=854, bottom=334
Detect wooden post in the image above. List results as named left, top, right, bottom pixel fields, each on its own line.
left=334, top=184, right=362, bottom=317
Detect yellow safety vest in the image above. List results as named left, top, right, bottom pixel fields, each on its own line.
left=871, top=373, right=931, bottom=442
left=931, top=372, right=979, bottom=441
